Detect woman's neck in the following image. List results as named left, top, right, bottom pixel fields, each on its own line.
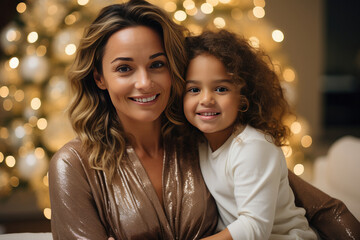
left=122, top=119, right=163, bottom=158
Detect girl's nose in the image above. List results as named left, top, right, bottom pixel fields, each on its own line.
left=200, top=91, right=215, bottom=105
left=135, top=69, right=152, bottom=90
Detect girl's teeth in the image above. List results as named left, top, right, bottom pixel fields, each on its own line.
left=203, top=112, right=218, bottom=116
left=134, top=95, right=156, bottom=103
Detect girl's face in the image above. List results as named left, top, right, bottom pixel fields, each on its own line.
left=184, top=54, right=241, bottom=139
left=94, top=26, right=171, bottom=127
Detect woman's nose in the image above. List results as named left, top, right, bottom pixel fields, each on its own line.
left=135, top=69, right=152, bottom=90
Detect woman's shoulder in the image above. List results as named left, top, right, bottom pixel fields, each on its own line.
left=49, top=137, right=90, bottom=173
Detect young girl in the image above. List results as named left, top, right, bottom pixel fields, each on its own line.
left=183, top=30, right=317, bottom=240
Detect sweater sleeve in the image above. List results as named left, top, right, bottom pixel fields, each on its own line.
left=226, top=140, right=283, bottom=240
left=48, top=143, right=109, bottom=240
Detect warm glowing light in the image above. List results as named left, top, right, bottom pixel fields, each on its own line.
left=35, top=147, right=45, bottom=158
left=37, top=118, right=48, bottom=130
left=283, top=68, right=296, bottom=82
left=27, top=32, right=38, bottom=43
left=0, top=128, right=9, bottom=139
left=249, top=36, right=260, bottom=48
left=44, top=208, right=51, bottom=220
left=164, top=2, right=177, bottom=12
left=14, top=90, right=25, bottom=102
left=3, top=99, right=13, bottom=111
left=48, top=5, right=58, bottom=15
left=0, top=86, right=10, bottom=98
left=290, top=121, right=302, bottom=134
left=186, top=7, right=198, bottom=16
left=272, top=30, right=284, bottom=42
left=5, top=156, right=16, bottom=168
left=213, top=17, right=226, bottom=28
left=6, top=30, right=17, bottom=42
left=219, top=0, right=231, bottom=3
left=10, top=176, right=20, bottom=187
left=201, top=3, right=213, bottom=14
left=301, top=135, right=312, bottom=148
left=15, top=126, right=26, bottom=138
left=36, top=45, right=47, bottom=57
left=281, top=146, right=293, bottom=158
left=187, top=24, right=202, bottom=35
left=0, top=152, right=4, bottom=163
left=174, top=10, right=187, bottom=21
left=207, top=0, right=219, bottom=6
left=294, top=164, right=304, bottom=175
left=9, top=57, right=19, bottom=69
left=183, top=0, right=195, bottom=10
left=65, top=44, right=77, bottom=55
left=253, top=0, right=265, bottom=7
left=31, top=97, right=41, bottom=110
left=253, top=7, right=265, bottom=18
left=16, top=2, right=27, bottom=13
left=29, top=116, right=38, bottom=127
left=65, top=14, right=77, bottom=25
left=77, top=0, right=89, bottom=6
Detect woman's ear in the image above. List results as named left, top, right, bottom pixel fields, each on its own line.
left=94, top=68, right=107, bottom=90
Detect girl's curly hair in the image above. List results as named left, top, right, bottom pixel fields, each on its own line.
left=185, top=30, right=292, bottom=146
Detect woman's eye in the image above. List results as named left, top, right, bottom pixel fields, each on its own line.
left=188, top=87, right=200, bottom=93
left=150, top=61, right=165, bottom=69
left=215, top=87, right=228, bottom=93
left=116, top=65, right=132, bottom=73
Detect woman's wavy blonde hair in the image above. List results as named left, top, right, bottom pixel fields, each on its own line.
left=68, top=0, right=188, bottom=179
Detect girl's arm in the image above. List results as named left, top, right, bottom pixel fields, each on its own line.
left=49, top=144, right=110, bottom=239
left=225, top=141, right=283, bottom=240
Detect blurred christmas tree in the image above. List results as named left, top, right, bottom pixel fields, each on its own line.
left=0, top=0, right=313, bottom=220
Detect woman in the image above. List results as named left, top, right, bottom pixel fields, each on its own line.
left=49, top=0, right=360, bottom=239
left=49, top=1, right=217, bottom=239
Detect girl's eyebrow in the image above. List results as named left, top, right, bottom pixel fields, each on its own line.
left=186, top=79, right=233, bottom=84
left=110, top=52, right=166, bottom=64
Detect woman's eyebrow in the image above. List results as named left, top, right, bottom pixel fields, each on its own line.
left=149, top=52, right=166, bottom=59
left=111, top=57, right=133, bottom=63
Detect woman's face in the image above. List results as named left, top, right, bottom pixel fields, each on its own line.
left=94, top=26, right=171, bottom=127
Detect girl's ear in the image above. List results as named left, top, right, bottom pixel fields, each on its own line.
left=94, top=68, right=107, bottom=90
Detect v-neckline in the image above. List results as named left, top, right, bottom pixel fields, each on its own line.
left=126, top=147, right=174, bottom=237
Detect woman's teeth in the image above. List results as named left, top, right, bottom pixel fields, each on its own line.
left=133, top=95, right=157, bottom=103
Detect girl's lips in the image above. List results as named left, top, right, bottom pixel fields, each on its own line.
left=196, top=111, right=220, bottom=120
left=129, top=94, right=159, bottom=104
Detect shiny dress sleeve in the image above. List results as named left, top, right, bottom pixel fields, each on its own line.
left=48, top=143, right=109, bottom=240
left=288, top=170, right=360, bottom=240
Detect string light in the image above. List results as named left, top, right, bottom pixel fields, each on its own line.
left=37, top=118, right=48, bottom=130
left=77, top=0, right=89, bottom=6
left=201, top=3, right=213, bottom=14
left=9, top=57, right=19, bottom=69
left=301, top=135, right=312, bottom=148
left=207, top=0, right=219, bottom=6
left=65, top=44, right=77, bottom=55
left=213, top=17, right=226, bottom=28
left=0, top=86, right=10, bottom=98
left=44, top=208, right=51, bottom=219
left=27, top=32, right=39, bottom=43
left=31, top=97, right=41, bottom=110
left=253, top=0, right=265, bottom=8
left=5, top=156, right=16, bottom=168
left=253, top=7, right=265, bottom=18
left=272, top=29, right=284, bottom=42
left=16, top=2, right=27, bottom=13
left=174, top=10, right=187, bottom=21
left=283, top=68, right=296, bottom=82
left=294, top=164, right=304, bottom=176
left=249, top=36, right=260, bottom=48
left=10, top=176, right=20, bottom=187
left=183, top=0, right=195, bottom=10
left=0, top=152, right=4, bottom=163
left=164, top=2, right=177, bottom=12
left=290, top=121, right=302, bottom=134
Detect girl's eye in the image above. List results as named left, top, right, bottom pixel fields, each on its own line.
left=116, top=65, right=132, bottom=73
left=215, top=87, right=228, bottom=93
left=150, top=61, right=165, bottom=69
left=188, top=87, right=200, bottom=93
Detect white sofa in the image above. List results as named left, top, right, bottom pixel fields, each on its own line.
left=311, top=135, right=360, bottom=221
left=0, top=233, right=52, bottom=240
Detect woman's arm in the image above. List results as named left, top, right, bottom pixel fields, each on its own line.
left=288, top=170, right=360, bottom=239
left=49, top=143, right=109, bottom=239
